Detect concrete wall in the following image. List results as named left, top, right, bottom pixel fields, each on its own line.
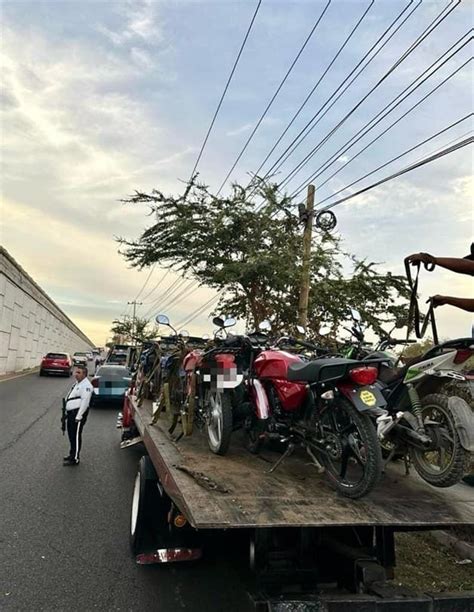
left=0, top=247, right=94, bottom=375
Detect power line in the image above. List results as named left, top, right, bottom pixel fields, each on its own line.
left=132, top=262, right=156, bottom=302
left=315, top=113, right=471, bottom=206
left=141, top=267, right=171, bottom=302
left=188, top=0, right=262, bottom=181
left=175, top=292, right=224, bottom=329
left=215, top=0, right=333, bottom=195
left=277, top=0, right=461, bottom=190
left=319, top=135, right=473, bottom=211
left=248, top=0, right=416, bottom=195
left=290, top=42, right=472, bottom=198
left=142, top=275, right=188, bottom=319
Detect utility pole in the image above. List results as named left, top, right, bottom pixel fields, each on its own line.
left=127, top=301, right=142, bottom=344
left=297, top=184, right=315, bottom=330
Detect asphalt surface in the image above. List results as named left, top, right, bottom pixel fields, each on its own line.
left=0, top=369, right=254, bottom=611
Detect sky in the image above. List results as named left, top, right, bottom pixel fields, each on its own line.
left=1, top=0, right=472, bottom=345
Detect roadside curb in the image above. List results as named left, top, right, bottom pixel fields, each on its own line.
left=430, top=530, right=474, bottom=561
left=0, top=367, right=40, bottom=383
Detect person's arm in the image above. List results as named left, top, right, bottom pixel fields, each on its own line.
left=407, top=253, right=474, bottom=276
left=432, top=295, right=474, bottom=313
left=76, top=383, right=93, bottom=420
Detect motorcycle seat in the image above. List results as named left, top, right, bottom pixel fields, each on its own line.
left=287, top=357, right=361, bottom=384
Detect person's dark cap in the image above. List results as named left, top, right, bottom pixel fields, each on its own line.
left=464, top=242, right=474, bottom=261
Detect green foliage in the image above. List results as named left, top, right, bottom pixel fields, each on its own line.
left=118, top=177, right=410, bottom=335
left=110, top=316, right=158, bottom=343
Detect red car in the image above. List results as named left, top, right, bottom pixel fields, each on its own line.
left=40, top=352, right=73, bottom=377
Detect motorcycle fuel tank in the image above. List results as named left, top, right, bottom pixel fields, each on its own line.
left=254, top=350, right=307, bottom=411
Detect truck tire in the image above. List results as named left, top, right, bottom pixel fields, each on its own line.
left=130, top=456, right=161, bottom=555
left=410, top=393, right=471, bottom=488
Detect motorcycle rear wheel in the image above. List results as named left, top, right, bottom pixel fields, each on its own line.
left=319, top=398, right=382, bottom=499
left=409, top=393, right=471, bottom=488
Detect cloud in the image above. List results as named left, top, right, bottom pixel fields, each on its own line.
left=226, top=123, right=253, bottom=137
left=97, top=0, right=162, bottom=47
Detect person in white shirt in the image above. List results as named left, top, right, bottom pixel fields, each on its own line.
left=63, top=365, right=93, bottom=466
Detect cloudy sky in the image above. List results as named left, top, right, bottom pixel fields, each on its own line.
left=1, top=0, right=472, bottom=345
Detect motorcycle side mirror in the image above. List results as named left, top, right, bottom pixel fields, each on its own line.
left=296, top=324, right=306, bottom=335
left=350, top=308, right=361, bottom=322
left=224, top=317, right=236, bottom=328
left=179, top=329, right=190, bottom=338
left=259, top=320, right=272, bottom=332
left=156, top=314, right=170, bottom=326
left=212, top=316, right=225, bottom=328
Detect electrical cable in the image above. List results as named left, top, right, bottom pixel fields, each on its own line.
left=290, top=45, right=472, bottom=198
left=247, top=0, right=417, bottom=195
left=142, top=276, right=189, bottom=319
left=319, top=135, right=473, bottom=211
left=215, top=0, right=334, bottom=195
left=188, top=0, right=262, bottom=181
left=175, top=292, right=224, bottom=329
left=314, top=113, right=472, bottom=208
left=141, top=268, right=171, bottom=302
left=276, top=0, right=461, bottom=190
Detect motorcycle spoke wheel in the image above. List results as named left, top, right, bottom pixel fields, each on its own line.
left=409, top=394, right=470, bottom=487
left=205, top=390, right=233, bottom=455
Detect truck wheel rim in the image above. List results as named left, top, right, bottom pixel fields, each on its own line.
left=131, top=471, right=140, bottom=536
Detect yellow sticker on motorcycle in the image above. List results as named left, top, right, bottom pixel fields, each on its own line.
left=360, top=390, right=376, bottom=406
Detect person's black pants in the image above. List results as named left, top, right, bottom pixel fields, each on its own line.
left=66, top=409, right=89, bottom=461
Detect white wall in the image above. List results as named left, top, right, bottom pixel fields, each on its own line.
left=0, top=247, right=93, bottom=375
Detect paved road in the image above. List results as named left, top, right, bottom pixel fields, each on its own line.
left=0, top=371, right=253, bottom=611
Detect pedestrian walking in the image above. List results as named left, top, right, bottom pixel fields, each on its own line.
left=63, top=365, right=93, bottom=466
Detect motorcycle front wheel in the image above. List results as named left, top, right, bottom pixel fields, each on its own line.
left=319, top=397, right=382, bottom=499
left=409, top=393, right=471, bottom=487
left=205, top=390, right=233, bottom=455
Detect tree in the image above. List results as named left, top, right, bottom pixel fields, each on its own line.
left=117, top=177, right=410, bottom=336
left=110, top=316, right=158, bottom=343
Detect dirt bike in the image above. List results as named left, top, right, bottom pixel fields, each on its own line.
left=345, top=309, right=474, bottom=487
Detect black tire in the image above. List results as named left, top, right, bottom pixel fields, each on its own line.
left=206, top=390, right=233, bottom=455
left=319, top=398, right=382, bottom=499
left=410, top=393, right=471, bottom=488
left=68, top=369, right=72, bottom=377
left=39, top=369, right=45, bottom=377
left=130, top=456, right=162, bottom=555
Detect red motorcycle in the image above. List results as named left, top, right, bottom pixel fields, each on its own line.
left=245, top=335, right=386, bottom=499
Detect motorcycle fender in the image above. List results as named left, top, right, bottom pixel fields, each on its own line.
left=339, top=384, right=387, bottom=413
left=448, top=396, right=474, bottom=452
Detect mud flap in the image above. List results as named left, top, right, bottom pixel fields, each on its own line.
left=339, top=384, right=387, bottom=413
left=448, top=396, right=474, bottom=452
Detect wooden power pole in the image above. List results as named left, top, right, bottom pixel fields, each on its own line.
left=297, top=184, right=315, bottom=329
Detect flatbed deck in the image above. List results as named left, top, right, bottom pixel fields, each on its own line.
left=131, top=396, right=474, bottom=530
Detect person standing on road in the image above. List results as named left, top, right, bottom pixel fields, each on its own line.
left=63, top=365, right=93, bottom=466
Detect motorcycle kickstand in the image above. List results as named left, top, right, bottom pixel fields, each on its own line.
left=403, top=453, right=411, bottom=476
left=267, top=442, right=295, bottom=474
left=304, top=445, right=325, bottom=473
left=382, top=447, right=396, bottom=473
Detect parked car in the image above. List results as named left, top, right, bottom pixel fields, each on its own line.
left=91, top=365, right=132, bottom=405
left=106, top=351, right=128, bottom=366
left=39, top=352, right=73, bottom=377
left=72, top=352, right=88, bottom=366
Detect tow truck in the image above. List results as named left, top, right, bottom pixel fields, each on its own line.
left=120, top=389, right=474, bottom=611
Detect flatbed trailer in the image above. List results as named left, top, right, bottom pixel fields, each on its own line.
left=122, top=392, right=474, bottom=611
